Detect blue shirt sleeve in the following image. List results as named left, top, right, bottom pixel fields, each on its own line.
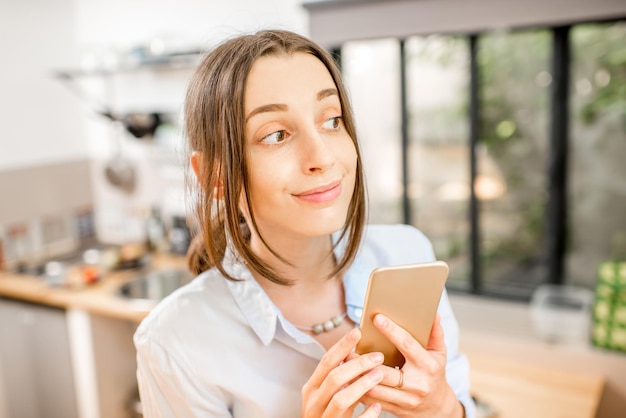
left=354, top=224, right=477, bottom=417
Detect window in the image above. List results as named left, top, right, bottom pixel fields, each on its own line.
left=342, top=39, right=403, bottom=224
left=568, top=22, right=626, bottom=289
left=405, top=35, right=471, bottom=289
left=336, top=18, right=626, bottom=299
left=478, top=29, right=551, bottom=298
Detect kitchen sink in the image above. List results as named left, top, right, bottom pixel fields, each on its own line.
left=117, top=269, right=194, bottom=306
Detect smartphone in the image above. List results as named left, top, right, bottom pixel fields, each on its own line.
left=355, top=261, right=449, bottom=368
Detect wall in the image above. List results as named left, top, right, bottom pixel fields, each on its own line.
left=0, top=0, right=309, bottom=246
left=0, top=160, right=93, bottom=269
left=0, top=0, right=87, bottom=171
left=73, top=0, right=308, bottom=48
left=0, top=0, right=309, bottom=172
left=306, top=0, right=626, bottom=47
left=72, top=0, right=309, bottom=159
left=70, top=0, right=310, bottom=244
left=0, top=0, right=93, bottom=270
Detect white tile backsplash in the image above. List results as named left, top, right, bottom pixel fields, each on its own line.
left=0, top=159, right=93, bottom=269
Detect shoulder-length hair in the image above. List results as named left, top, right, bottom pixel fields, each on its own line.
left=185, top=29, right=366, bottom=285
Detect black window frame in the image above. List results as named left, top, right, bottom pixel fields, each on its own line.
left=333, top=16, right=626, bottom=301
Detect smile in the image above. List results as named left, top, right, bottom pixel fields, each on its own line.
left=294, top=181, right=342, bottom=203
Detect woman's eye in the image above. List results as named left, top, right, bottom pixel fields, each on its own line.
left=321, top=116, right=342, bottom=131
left=261, top=130, right=286, bottom=144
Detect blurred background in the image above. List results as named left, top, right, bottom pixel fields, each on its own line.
left=0, top=1, right=625, bottom=417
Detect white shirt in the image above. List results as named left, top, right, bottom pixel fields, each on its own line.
left=134, top=224, right=476, bottom=417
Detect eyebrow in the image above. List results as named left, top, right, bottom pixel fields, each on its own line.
left=245, top=88, right=339, bottom=122
left=245, top=104, right=287, bottom=122
left=317, top=88, right=338, bottom=101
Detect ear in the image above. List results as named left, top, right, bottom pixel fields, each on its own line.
left=190, top=151, right=204, bottom=183
left=190, top=151, right=224, bottom=199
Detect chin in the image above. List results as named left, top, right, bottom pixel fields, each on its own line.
left=300, top=210, right=349, bottom=237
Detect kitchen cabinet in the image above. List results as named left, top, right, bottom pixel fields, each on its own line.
left=0, top=254, right=187, bottom=418
left=71, top=310, right=139, bottom=418
left=0, top=298, right=78, bottom=418
left=0, top=300, right=140, bottom=418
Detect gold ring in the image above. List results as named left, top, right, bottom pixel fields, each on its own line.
left=393, top=366, right=405, bottom=389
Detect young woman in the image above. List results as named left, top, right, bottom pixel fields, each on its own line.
left=134, top=29, right=475, bottom=418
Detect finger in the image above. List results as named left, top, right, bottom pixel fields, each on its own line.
left=425, top=313, right=446, bottom=353
left=366, top=376, right=427, bottom=400
left=373, top=314, right=426, bottom=365
left=344, top=351, right=360, bottom=362
left=360, top=392, right=416, bottom=416
left=318, top=351, right=384, bottom=395
left=325, top=369, right=383, bottom=417
left=307, top=328, right=362, bottom=388
left=357, top=402, right=382, bottom=418
left=362, top=364, right=404, bottom=389
left=363, top=366, right=426, bottom=407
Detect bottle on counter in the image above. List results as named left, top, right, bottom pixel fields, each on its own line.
left=168, top=215, right=191, bottom=255
left=145, top=207, right=168, bottom=253
left=81, top=248, right=101, bottom=285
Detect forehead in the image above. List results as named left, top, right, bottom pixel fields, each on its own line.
left=244, top=52, right=337, bottom=108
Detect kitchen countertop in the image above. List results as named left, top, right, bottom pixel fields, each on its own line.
left=468, top=353, right=604, bottom=418
left=2, top=256, right=613, bottom=417
left=0, top=253, right=187, bottom=322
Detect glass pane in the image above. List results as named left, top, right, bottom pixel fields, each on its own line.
left=342, top=39, right=403, bottom=224
left=478, top=30, right=551, bottom=297
left=405, top=35, right=470, bottom=289
left=568, top=22, right=626, bottom=288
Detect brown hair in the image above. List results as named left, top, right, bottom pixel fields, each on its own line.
left=185, top=29, right=366, bottom=285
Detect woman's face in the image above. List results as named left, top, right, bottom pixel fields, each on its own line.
left=242, top=52, right=357, bottom=239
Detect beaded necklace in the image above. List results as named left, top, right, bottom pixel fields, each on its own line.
left=293, top=312, right=348, bottom=334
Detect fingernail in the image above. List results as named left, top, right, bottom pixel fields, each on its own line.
left=370, top=352, right=383, bottom=363
left=374, top=314, right=387, bottom=327
left=372, top=402, right=381, bottom=412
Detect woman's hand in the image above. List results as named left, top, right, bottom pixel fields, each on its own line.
left=361, top=313, right=464, bottom=418
left=302, top=328, right=384, bottom=418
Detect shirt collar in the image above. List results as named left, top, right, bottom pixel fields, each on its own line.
left=337, top=228, right=381, bottom=323
left=222, top=246, right=278, bottom=346
left=222, top=228, right=373, bottom=346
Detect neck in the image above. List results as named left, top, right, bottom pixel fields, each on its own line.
left=250, top=231, right=336, bottom=284
left=245, top=228, right=350, bottom=347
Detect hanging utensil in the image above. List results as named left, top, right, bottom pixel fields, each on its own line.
left=55, top=71, right=162, bottom=139
left=104, top=121, right=136, bottom=193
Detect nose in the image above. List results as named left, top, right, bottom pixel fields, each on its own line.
left=300, top=130, right=335, bottom=174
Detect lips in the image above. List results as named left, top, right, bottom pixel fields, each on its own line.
left=294, top=181, right=342, bottom=203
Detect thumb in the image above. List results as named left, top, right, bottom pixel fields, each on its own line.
left=425, top=313, right=446, bottom=353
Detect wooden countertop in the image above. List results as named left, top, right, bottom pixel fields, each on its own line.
left=453, top=294, right=621, bottom=418
left=0, top=253, right=187, bottom=322
left=469, top=354, right=605, bottom=418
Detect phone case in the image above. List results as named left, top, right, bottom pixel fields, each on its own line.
left=355, top=261, right=449, bottom=367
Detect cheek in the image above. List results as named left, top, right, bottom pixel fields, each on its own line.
left=340, top=137, right=358, bottom=174
left=245, top=155, right=290, bottom=203
left=342, top=140, right=359, bottom=201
